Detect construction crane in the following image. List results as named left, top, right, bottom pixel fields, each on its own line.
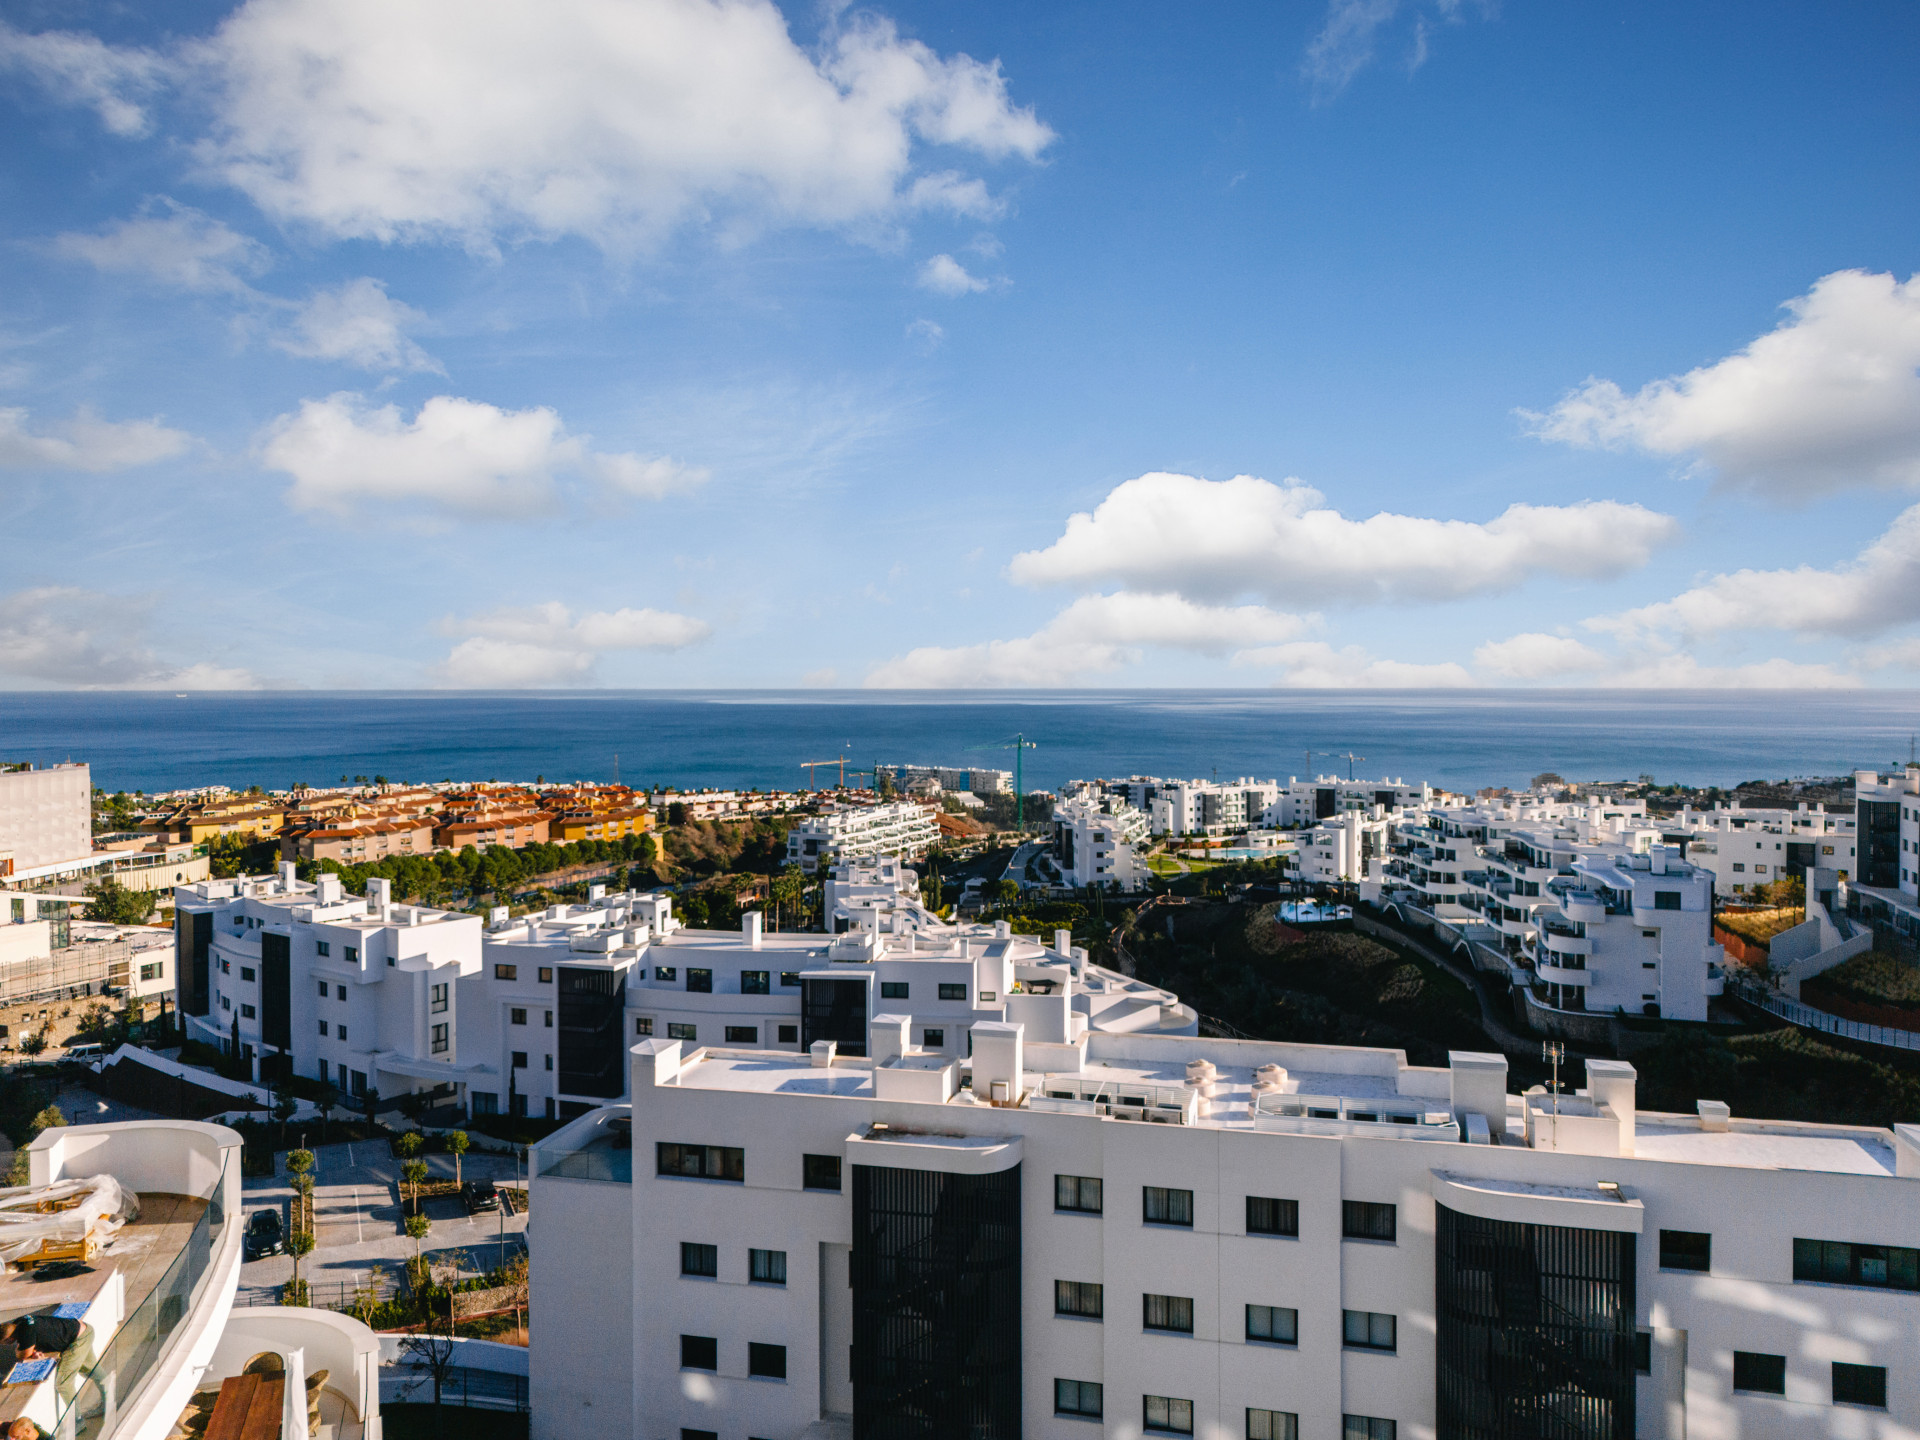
left=1326, top=751, right=1367, bottom=781
left=800, top=758, right=849, bottom=790
left=968, top=733, right=1039, bottom=833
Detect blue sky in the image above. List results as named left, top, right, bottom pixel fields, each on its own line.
left=2, top=0, right=1917, bottom=690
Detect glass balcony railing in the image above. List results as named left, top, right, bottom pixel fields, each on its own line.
left=52, top=1151, right=232, bottom=1440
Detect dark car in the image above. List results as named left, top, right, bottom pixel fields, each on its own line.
left=462, top=1179, right=500, bottom=1214
left=243, top=1208, right=285, bottom=1259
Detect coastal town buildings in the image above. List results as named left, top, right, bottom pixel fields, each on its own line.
left=528, top=1030, right=1920, bottom=1440
left=785, top=801, right=939, bottom=873
left=1050, top=795, right=1151, bottom=891
left=879, top=764, right=1014, bottom=795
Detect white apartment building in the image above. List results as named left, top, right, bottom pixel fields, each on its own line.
left=530, top=1031, right=1920, bottom=1440
left=1298, top=810, right=1398, bottom=887
left=1265, top=777, right=1436, bottom=830
left=882, top=765, right=1013, bottom=795
left=1052, top=797, right=1150, bottom=892
left=1667, top=801, right=1857, bottom=900
left=787, top=802, right=940, bottom=873
left=1148, top=780, right=1283, bottom=837
left=1, top=1115, right=382, bottom=1440
left=0, top=761, right=92, bottom=878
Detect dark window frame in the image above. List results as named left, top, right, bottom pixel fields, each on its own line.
left=1143, top=1293, right=1195, bottom=1334
left=1658, top=1229, right=1712, bottom=1273
left=656, top=1143, right=745, bottom=1182
left=1833, top=1362, right=1887, bottom=1409
left=1144, top=1395, right=1194, bottom=1435
left=1246, top=1304, right=1298, bottom=1345
left=802, top=1153, right=842, bottom=1191
left=1055, top=1280, right=1103, bottom=1319
left=747, top=1342, right=787, bottom=1380
left=1054, top=1379, right=1103, bottom=1419
left=749, top=1248, right=787, bottom=1285
left=679, top=1335, right=717, bottom=1371
left=1056, top=1174, right=1103, bottom=1213
left=1343, top=1201, right=1396, bottom=1242
left=1143, top=1186, right=1194, bottom=1227
left=1342, top=1309, right=1396, bottom=1352
left=1246, top=1195, right=1299, bottom=1237
left=1731, top=1351, right=1785, bottom=1395
left=679, top=1242, right=717, bottom=1278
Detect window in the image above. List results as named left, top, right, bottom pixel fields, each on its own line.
left=881, top=981, right=909, bottom=999
left=494, top=964, right=516, bottom=980
left=1654, top=891, right=1682, bottom=910
left=430, top=982, right=448, bottom=1013
left=748, top=1342, right=787, bottom=1380
left=1343, top=1201, right=1396, bottom=1242
left=658, top=1143, right=745, bottom=1182
left=1833, top=1362, right=1887, bottom=1408
left=725, top=1026, right=758, bottom=1044
left=140, top=962, right=163, bottom=981
left=1246, top=1305, right=1297, bottom=1344
left=667, top=1023, right=696, bottom=1042
left=655, top=967, right=677, bottom=982
left=1753, top=864, right=1767, bottom=874
left=1057, top=1175, right=1103, bottom=1213
left=318, top=1020, right=328, bottom=1036
left=429, top=1023, right=448, bottom=1053
left=777, top=1024, right=798, bottom=1044
left=1055, top=1281, right=1103, bottom=1318
left=687, top=968, right=713, bottom=993
left=682, top=1431, right=717, bottom=1440
left=921, top=1028, right=944, bottom=1048
left=337, top=1026, right=347, bottom=1041
left=510, top=1008, right=527, bottom=1025
left=1660, top=1230, right=1711, bottom=1272
left=938, top=983, right=967, bottom=1001
left=240, top=966, right=255, bottom=982
left=347, top=946, right=361, bottom=964
left=318, top=1059, right=328, bottom=1082
left=680, top=1242, right=718, bottom=1278
left=1247, top=1409, right=1298, bottom=1440
left=749, top=1248, right=787, bottom=1285
left=511, top=1051, right=528, bottom=1068
left=337, top=984, right=346, bottom=1000
left=221, top=959, right=231, bottom=974
left=1635, top=1332, right=1652, bottom=1374
left=978, top=990, right=997, bottom=1002
left=742, top=971, right=770, bottom=995
left=543, top=1053, right=552, bottom=1071
left=241, top=1003, right=256, bottom=1019
left=317, top=942, right=330, bottom=957
left=780, top=971, right=801, bottom=987
left=803, top=1154, right=842, bottom=1191
left=679, top=1335, right=717, bottom=1371
left=472, top=1092, right=497, bottom=1116
left=1343, top=1310, right=1396, bottom=1351
left=543, top=1009, right=553, bottom=1027
left=1732, top=863, right=1745, bottom=872
left=1793, top=1238, right=1919, bottom=1290
left=1732, top=1352, right=1785, bottom=1395
left=635, top=1017, right=654, bottom=1037
left=1055, top=1380, right=1103, bottom=1418
left=1343, top=1419, right=1395, bottom=1440
left=1144, top=1186, right=1193, bottom=1226
left=538, top=966, right=553, bottom=983
left=1247, top=1196, right=1299, bottom=1237
left=1144, top=1395, right=1194, bottom=1435
left=1143, top=1294, right=1194, bottom=1334
left=317, top=980, right=330, bottom=997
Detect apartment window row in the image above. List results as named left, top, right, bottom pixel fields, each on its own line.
left=1057, top=1178, right=1365, bottom=1239
left=1794, top=1237, right=1918, bottom=1291
left=635, top=1019, right=802, bottom=1046
left=1728, top=1352, right=1888, bottom=1409
left=315, top=981, right=347, bottom=1000
left=657, top=1143, right=745, bottom=1183
left=679, top=1243, right=787, bottom=1285
left=678, top=1335, right=786, bottom=1380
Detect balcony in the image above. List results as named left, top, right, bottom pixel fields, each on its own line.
left=532, top=1106, right=634, bottom=1183
left=1536, top=962, right=1590, bottom=986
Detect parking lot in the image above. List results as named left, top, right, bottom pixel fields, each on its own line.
left=237, top=1138, right=530, bottom=1303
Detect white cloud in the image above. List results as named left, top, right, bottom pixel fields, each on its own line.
left=178, top=0, right=1051, bottom=250
left=0, top=19, right=169, bottom=136
left=918, top=254, right=991, bottom=296
left=1303, top=0, right=1481, bottom=101
left=434, top=600, right=710, bottom=686
left=905, top=318, right=945, bottom=352
left=0, top=587, right=258, bottom=689
left=1527, top=270, right=1920, bottom=500
left=1594, top=502, right=1920, bottom=641
left=258, top=393, right=707, bottom=517
left=0, top=407, right=192, bottom=472
left=1234, top=640, right=1474, bottom=689
left=273, top=277, right=439, bottom=371
left=1010, top=472, right=1678, bottom=604
left=1473, top=632, right=1608, bottom=680
left=54, top=199, right=271, bottom=295
left=864, top=591, right=1308, bottom=687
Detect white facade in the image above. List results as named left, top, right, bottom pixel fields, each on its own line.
left=531, top=1034, right=1920, bottom=1440
left=1265, top=776, right=1436, bottom=830
left=1669, top=801, right=1857, bottom=900
left=1298, top=810, right=1397, bottom=887
left=1052, top=797, right=1150, bottom=892
left=786, top=802, right=940, bottom=873
left=0, top=761, right=92, bottom=876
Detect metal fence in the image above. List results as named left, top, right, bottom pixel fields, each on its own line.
left=237, top=1272, right=402, bottom=1311
left=390, top=1364, right=529, bottom=1413
left=1730, top=979, right=1920, bottom=1054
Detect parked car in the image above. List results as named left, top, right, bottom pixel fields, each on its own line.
left=243, top=1208, right=285, bottom=1259
left=462, top=1178, right=500, bottom=1214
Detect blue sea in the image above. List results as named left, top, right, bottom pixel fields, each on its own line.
left=3, top=690, right=1919, bottom=796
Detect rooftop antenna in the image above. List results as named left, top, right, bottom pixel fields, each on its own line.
left=1542, top=1041, right=1564, bottom=1149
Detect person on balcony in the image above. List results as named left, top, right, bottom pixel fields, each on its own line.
left=0, top=1311, right=92, bottom=1403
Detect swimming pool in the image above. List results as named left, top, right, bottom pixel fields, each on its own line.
left=1277, top=901, right=1352, bottom=924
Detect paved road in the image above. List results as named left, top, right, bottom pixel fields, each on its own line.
left=238, top=1139, right=529, bottom=1300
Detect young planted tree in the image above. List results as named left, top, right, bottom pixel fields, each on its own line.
left=401, top=1159, right=429, bottom=1216
left=445, top=1130, right=469, bottom=1189
left=285, top=1228, right=315, bottom=1306
left=404, top=1210, right=431, bottom=1261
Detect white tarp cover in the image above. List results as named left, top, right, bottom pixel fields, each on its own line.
left=0, top=1176, right=140, bottom=1260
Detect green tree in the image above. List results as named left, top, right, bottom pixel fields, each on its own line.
left=402, top=1159, right=429, bottom=1215
left=667, top=802, right=688, bottom=826
left=83, top=877, right=152, bottom=926
left=394, top=1130, right=424, bottom=1160
left=6, top=1105, right=66, bottom=1185
left=286, top=1147, right=315, bottom=1185
left=770, top=866, right=807, bottom=932
left=404, top=1210, right=431, bottom=1259
left=272, top=1087, right=298, bottom=1150
left=287, top=1228, right=315, bottom=1303
left=446, top=1130, right=469, bottom=1189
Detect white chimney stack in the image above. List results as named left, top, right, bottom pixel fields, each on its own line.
left=970, top=1021, right=1024, bottom=1105
left=743, top=910, right=763, bottom=949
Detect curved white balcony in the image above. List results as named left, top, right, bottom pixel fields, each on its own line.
left=1540, top=930, right=1592, bottom=958
left=1536, top=963, right=1591, bottom=986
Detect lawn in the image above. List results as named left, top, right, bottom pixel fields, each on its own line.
left=1805, top=951, right=1920, bottom=1014
left=1713, top=906, right=1805, bottom=946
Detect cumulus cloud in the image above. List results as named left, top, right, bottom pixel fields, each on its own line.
left=1472, top=632, right=1608, bottom=680
left=917, top=254, right=991, bottom=295
left=864, top=591, right=1308, bottom=687
left=132, top=0, right=1050, bottom=251
left=1592, top=502, right=1920, bottom=641
left=0, top=19, right=170, bottom=136
left=435, top=600, right=710, bottom=686
left=0, top=587, right=258, bottom=689
left=259, top=393, right=707, bottom=517
left=1234, top=640, right=1474, bottom=689
left=0, top=407, right=192, bottom=472
left=1010, top=472, right=1677, bottom=604
left=1527, top=270, right=1920, bottom=501
left=54, top=199, right=272, bottom=295
left=273, top=277, right=439, bottom=371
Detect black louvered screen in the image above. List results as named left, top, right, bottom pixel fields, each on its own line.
left=852, top=1161, right=1021, bottom=1440
left=1436, top=1203, right=1636, bottom=1440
